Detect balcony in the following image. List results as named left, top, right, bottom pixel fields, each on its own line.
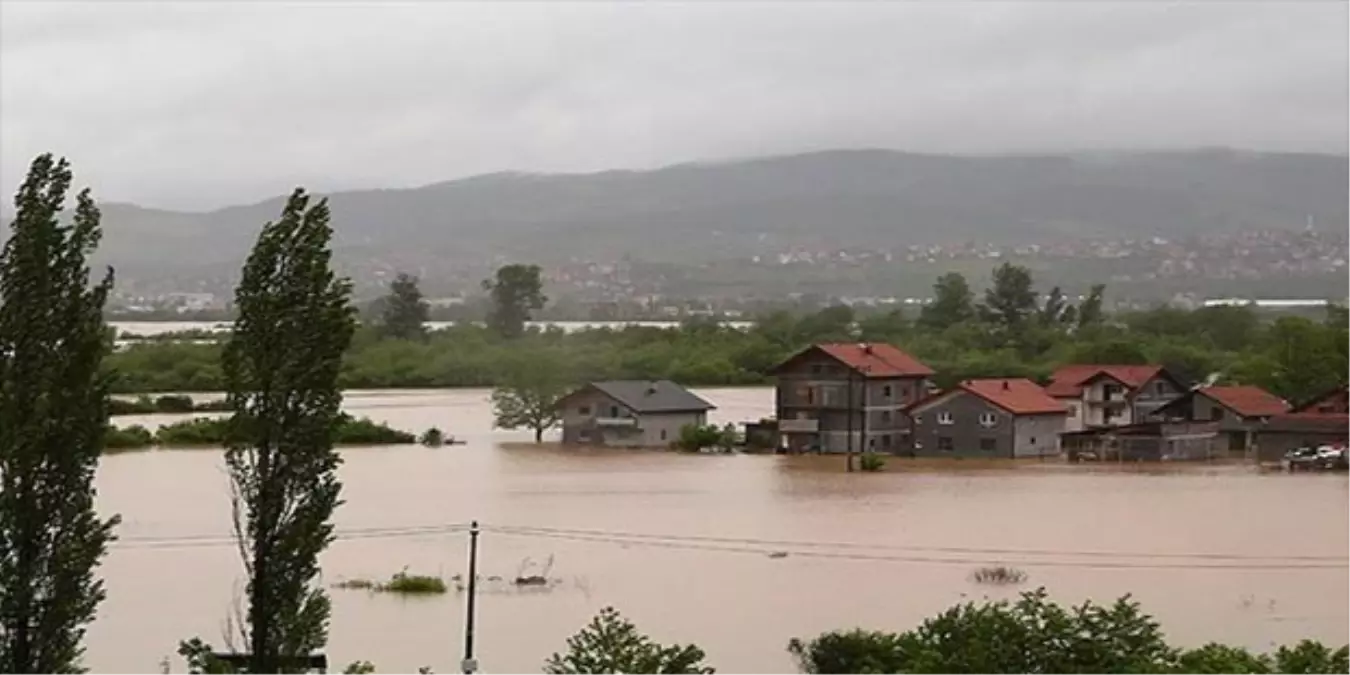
left=779, top=418, right=820, bottom=433
left=595, top=417, right=639, bottom=427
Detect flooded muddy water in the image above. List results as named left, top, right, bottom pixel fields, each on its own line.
left=95, top=388, right=1349, bottom=673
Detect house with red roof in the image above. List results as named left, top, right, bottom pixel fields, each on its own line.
left=768, top=342, right=935, bottom=454
left=1045, top=364, right=1188, bottom=432
left=1150, top=385, right=1291, bottom=453
left=1291, top=385, right=1349, bottom=415
left=905, top=378, right=1067, bottom=458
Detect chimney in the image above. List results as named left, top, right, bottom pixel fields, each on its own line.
left=1002, top=380, right=1010, bottom=391
left=860, top=343, right=872, bottom=354
left=646, top=381, right=659, bottom=395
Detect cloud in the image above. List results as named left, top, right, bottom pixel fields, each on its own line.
left=1, top=1, right=1345, bottom=209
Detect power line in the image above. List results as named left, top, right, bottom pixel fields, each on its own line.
left=112, top=523, right=473, bottom=550
left=108, top=520, right=1349, bottom=571
left=481, top=525, right=1348, bottom=571
left=478, top=523, right=1349, bottom=563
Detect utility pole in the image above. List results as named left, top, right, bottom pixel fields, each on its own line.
left=462, top=521, right=480, bottom=675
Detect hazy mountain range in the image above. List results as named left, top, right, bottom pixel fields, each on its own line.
left=19, top=148, right=1350, bottom=278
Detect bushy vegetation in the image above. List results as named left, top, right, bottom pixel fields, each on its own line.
left=104, top=424, right=155, bottom=450
left=104, top=268, right=1347, bottom=405
left=334, top=571, right=447, bottom=595
left=108, top=415, right=416, bottom=449
left=108, top=394, right=230, bottom=415
left=674, top=424, right=737, bottom=452
left=858, top=452, right=886, bottom=472
left=788, top=588, right=1349, bottom=674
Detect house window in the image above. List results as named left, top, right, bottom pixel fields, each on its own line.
left=937, top=411, right=954, bottom=425
left=811, top=364, right=824, bottom=375
left=660, top=429, right=667, bottom=441
left=881, top=410, right=892, bottom=423
left=1030, top=437, right=1037, bottom=445
left=881, top=434, right=892, bottom=448
left=979, top=412, right=997, bottom=427
left=937, top=436, right=954, bottom=451
left=610, top=405, right=620, bottom=418
left=578, top=429, right=591, bottom=441
left=979, top=437, right=997, bottom=452
left=1155, top=381, right=1168, bottom=396
left=882, top=385, right=893, bottom=398
left=1066, top=404, right=1078, bottom=417
left=1212, top=406, right=1225, bottom=421
left=578, top=405, right=591, bottom=415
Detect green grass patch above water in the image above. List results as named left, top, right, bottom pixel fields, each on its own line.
left=335, top=571, right=448, bottom=595
left=105, top=414, right=420, bottom=450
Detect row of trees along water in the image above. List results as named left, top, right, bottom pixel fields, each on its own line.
left=109, top=251, right=1346, bottom=419
left=2, top=154, right=1347, bottom=673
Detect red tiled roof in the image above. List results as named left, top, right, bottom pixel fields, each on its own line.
left=1199, top=385, right=1290, bottom=418
left=1045, top=364, right=1163, bottom=397
left=1264, top=412, right=1350, bottom=434
left=813, top=342, right=935, bottom=377
left=958, top=378, right=1067, bottom=415
left=1292, top=385, right=1349, bottom=414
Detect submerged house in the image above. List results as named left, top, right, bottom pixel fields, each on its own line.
left=769, top=342, right=934, bottom=454
left=556, top=380, right=715, bottom=448
left=1149, top=385, right=1290, bottom=454
left=1249, top=386, right=1350, bottom=463
left=1045, top=364, right=1188, bottom=431
left=905, top=378, right=1067, bottom=458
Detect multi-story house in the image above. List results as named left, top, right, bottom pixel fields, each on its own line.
left=1046, top=364, right=1188, bottom=431
left=768, top=342, right=934, bottom=454
left=906, top=378, right=1067, bottom=458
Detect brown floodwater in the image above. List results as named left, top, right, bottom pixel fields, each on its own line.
left=96, top=388, right=1348, bottom=673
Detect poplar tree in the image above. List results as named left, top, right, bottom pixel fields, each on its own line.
left=222, top=188, right=355, bottom=673
left=0, top=154, right=119, bottom=673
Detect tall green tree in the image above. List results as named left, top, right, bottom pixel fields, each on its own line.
left=491, top=352, right=569, bottom=442
left=0, top=154, right=121, bottom=673
left=221, top=189, right=356, bottom=673
left=377, top=272, right=429, bottom=340
left=918, top=272, right=975, bottom=331
left=1075, top=283, right=1106, bottom=329
left=544, top=607, right=714, bottom=674
left=483, top=263, right=547, bottom=338
left=979, top=262, right=1039, bottom=335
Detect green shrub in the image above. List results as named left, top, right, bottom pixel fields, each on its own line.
left=380, top=571, right=447, bottom=595
left=336, top=414, right=416, bottom=445
left=859, top=453, right=886, bottom=472
left=153, top=394, right=196, bottom=413
left=420, top=427, right=445, bottom=447
left=154, top=417, right=227, bottom=446
left=105, top=424, right=154, bottom=450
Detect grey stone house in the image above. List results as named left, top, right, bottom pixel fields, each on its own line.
left=906, top=378, right=1067, bottom=458
left=768, top=342, right=934, bottom=454
left=556, top=380, right=715, bottom=448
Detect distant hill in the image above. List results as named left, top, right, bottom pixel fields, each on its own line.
left=40, top=148, right=1350, bottom=277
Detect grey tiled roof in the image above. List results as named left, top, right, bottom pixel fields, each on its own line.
left=588, top=380, right=715, bottom=413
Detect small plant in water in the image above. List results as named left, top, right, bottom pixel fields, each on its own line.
left=381, top=570, right=448, bottom=595
left=420, top=427, right=445, bottom=447
left=970, top=565, right=1028, bottom=585
left=859, top=452, right=886, bottom=472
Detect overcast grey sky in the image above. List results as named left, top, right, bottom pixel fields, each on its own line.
left=1, top=1, right=1346, bottom=210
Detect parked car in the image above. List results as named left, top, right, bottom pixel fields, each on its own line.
left=1283, top=445, right=1348, bottom=471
